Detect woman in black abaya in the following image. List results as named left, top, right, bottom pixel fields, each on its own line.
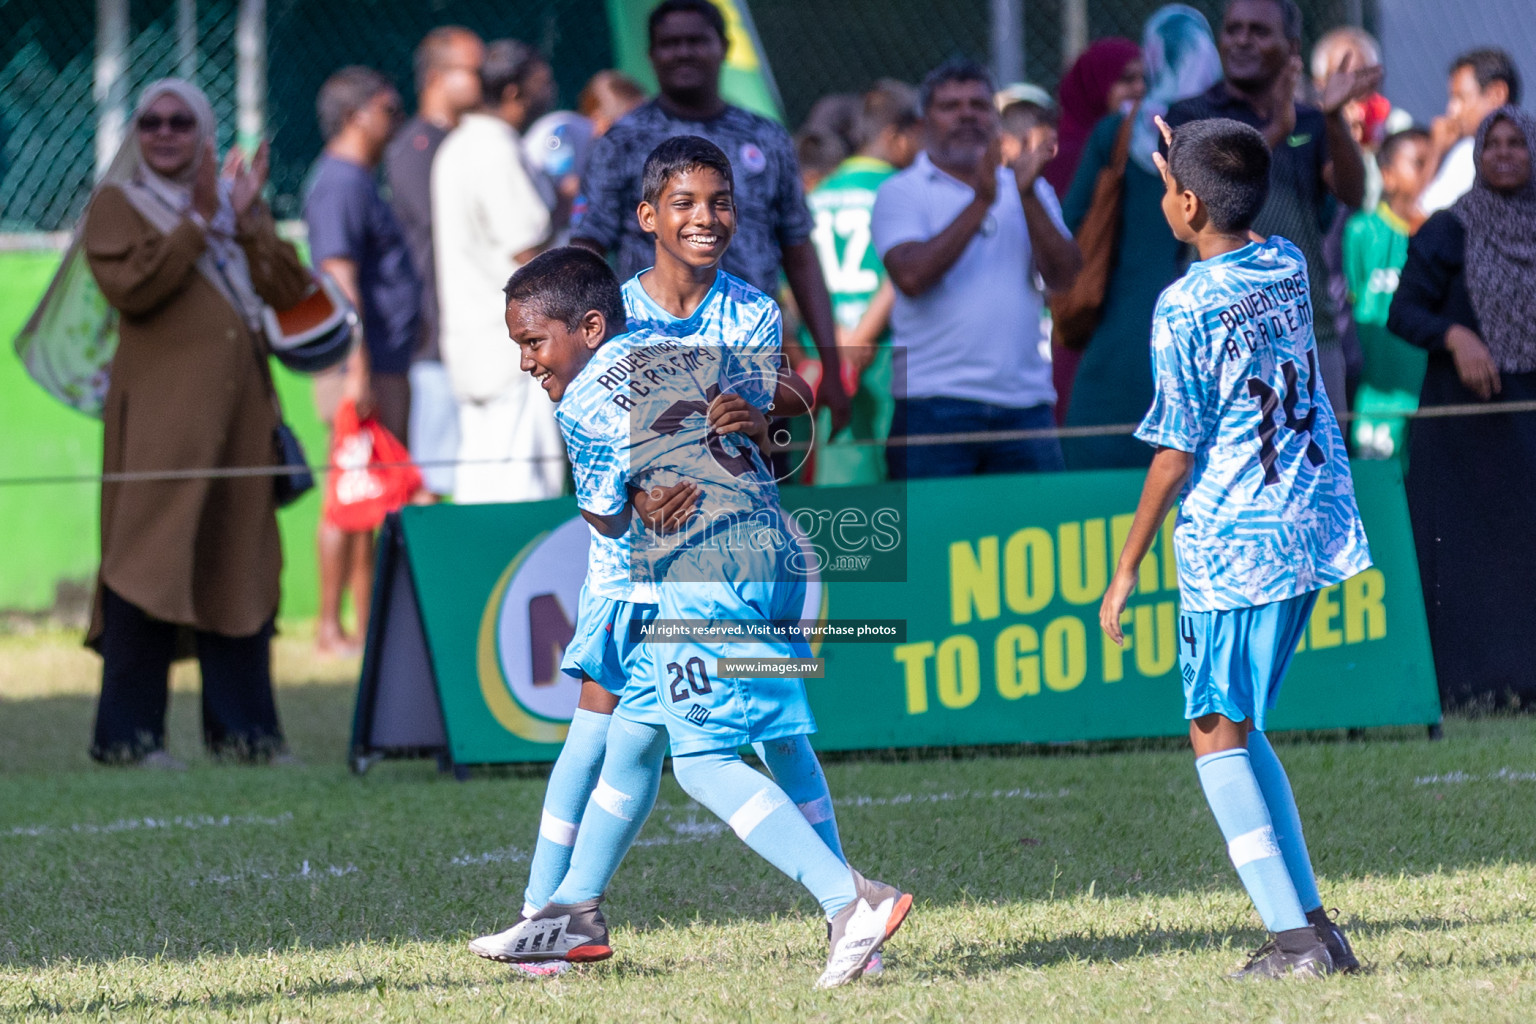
left=1388, top=106, right=1536, bottom=707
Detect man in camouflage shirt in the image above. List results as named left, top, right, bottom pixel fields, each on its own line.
left=572, top=0, right=847, bottom=426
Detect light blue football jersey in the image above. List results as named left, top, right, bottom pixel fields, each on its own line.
left=622, top=268, right=783, bottom=351
left=572, top=271, right=783, bottom=601
left=1135, top=236, right=1372, bottom=612
left=557, top=328, right=783, bottom=586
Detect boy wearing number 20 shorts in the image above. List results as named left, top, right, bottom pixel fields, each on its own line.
left=473, top=246, right=910, bottom=989
left=471, top=138, right=865, bottom=979
left=1101, top=117, right=1373, bottom=980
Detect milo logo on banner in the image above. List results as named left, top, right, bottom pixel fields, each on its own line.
left=475, top=518, right=589, bottom=744
left=474, top=517, right=826, bottom=744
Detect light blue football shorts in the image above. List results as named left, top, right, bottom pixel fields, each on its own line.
left=1179, top=591, right=1317, bottom=730
left=644, top=524, right=817, bottom=756
left=560, top=583, right=664, bottom=727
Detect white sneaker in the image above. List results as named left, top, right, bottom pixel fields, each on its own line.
left=468, top=899, right=612, bottom=963
left=815, top=870, right=912, bottom=989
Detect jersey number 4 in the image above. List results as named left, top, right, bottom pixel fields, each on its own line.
left=648, top=383, right=756, bottom=478
left=1246, top=353, right=1326, bottom=486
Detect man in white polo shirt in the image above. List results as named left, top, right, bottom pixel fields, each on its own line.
left=433, top=38, right=562, bottom=504
left=872, top=60, right=1081, bottom=479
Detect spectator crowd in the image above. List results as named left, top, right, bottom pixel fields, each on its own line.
left=47, top=0, right=1532, bottom=765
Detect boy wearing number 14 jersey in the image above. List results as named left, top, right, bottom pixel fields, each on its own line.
left=1101, top=118, right=1371, bottom=980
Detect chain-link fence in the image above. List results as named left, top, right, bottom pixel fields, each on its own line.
left=764, top=0, right=1365, bottom=132
left=1, top=0, right=1369, bottom=234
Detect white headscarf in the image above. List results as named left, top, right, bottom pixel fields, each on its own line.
left=13, top=78, right=266, bottom=416
left=116, top=78, right=266, bottom=329
left=1130, top=5, right=1223, bottom=176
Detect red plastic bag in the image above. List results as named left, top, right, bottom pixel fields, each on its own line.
left=322, top=399, right=422, bottom=532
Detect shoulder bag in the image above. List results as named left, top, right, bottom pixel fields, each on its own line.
left=1050, top=105, right=1138, bottom=353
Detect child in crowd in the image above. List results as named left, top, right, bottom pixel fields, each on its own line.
left=1101, top=116, right=1372, bottom=979
left=999, top=98, right=1059, bottom=168
left=1344, top=127, right=1434, bottom=466
left=808, top=79, right=921, bottom=486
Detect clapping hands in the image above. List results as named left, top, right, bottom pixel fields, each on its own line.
left=1317, top=50, right=1384, bottom=117
left=223, top=139, right=270, bottom=224
left=188, top=138, right=270, bottom=229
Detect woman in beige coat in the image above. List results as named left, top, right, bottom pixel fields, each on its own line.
left=83, top=79, right=310, bottom=766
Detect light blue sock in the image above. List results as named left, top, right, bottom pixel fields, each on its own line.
left=1195, top=747, right=1308, bottom=933
left=755, top=736, right=845, bottom=861
left=673, top=748, right=857, bottom=919
left=548, top=716, right=668, bottom=905
left=1247, top=731, right=1323, bottom=913
left=523, top=708, right=610, bottom=913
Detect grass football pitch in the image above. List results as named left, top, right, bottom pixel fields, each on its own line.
left=3, top=628, right=1534, bottom=1023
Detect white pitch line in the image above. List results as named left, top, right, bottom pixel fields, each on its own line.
left=191, top=859, right=358, bottom=887
left=833, top=787, right=1070, bottom=808
left=1415, top=768, right=1536, bottom=786
left=6, top=812, right=294, bottom=838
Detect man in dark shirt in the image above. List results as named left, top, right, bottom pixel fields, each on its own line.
left=384, top=26, right=484, bottom=499
left=572, top=0, right=848, bottom=427
left=1166, top=0, right=1380, bottom=416
left=304, top=65, right=419, bottom=655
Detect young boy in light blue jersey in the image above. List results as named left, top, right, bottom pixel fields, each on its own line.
left=1101, top=117, right=1373, bottom=980
left=470, top=247, right=909, bottom=988
left=474, top=141, right=874, bottom=983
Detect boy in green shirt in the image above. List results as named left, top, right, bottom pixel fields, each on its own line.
left=807, top=80, right=920, bottom=485
left=1343, top=127, right=1433, bottom=467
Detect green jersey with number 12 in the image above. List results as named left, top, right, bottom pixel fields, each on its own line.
left=808, top=156, right=897, bottom=332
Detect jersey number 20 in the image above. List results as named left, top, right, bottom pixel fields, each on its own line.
left=667, top=657, right=712, bottom=703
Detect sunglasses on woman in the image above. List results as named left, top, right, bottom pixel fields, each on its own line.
left=137, top=113, right=197, bottom=135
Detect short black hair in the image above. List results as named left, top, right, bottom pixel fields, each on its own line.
left=918, top=59, right=995, bottom=118
left=1224, top=0, right=1302, bottom=44
left=641, top=135, right=735, bottom=206
left=852, top=78, right=919, bottom=151
left=503, top=247, right=626, bottom=333
left=317, top=66, right=393, bottom=141
left=481, top=38, right=543, bottom=106
left=794, top=129, right=848, bottom=179
left=413, top=25, right=477, bottom=96
left=1451, top=47, right=1522, bottom=107
left=648, top=0, right=727, bottom=47
left=800, top=92, right=862, bottom=152
left=1167, top=118, right=1271, bottom=233
left=999, top=100, right=1055, bottom=138
left=1376, top=126, right=1431, bottom=172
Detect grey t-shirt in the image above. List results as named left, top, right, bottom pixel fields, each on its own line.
left=383, top=116, right=448, bottom=363
left=304, top=154, right=420, bottom=374
left=571, top=100, right=813, bottom=295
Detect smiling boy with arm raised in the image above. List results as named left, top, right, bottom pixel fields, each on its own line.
left=1101, top=116, right=1371, bottom=979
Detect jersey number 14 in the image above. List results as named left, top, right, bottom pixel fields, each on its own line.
left=1246, top=352, right=1326, bottom=486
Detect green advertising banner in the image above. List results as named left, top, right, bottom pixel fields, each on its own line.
left=356, top=461, right=1439, bottom=769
